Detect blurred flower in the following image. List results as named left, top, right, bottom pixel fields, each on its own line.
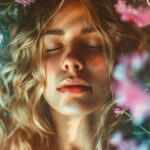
left=109, top=132, right=123, bottom=146
left=113, top=52, right=150, bottom=124
left=115, top=0, right=150, bottom=27
left=114, top=81, right=150, bottom=124
left=113, top=52, right=148, bottom=82
left=109, top=132, right=150, bottom=150
left=15, top=0, right=36, bottom=7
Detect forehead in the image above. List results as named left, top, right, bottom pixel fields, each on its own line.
left=45, top=0, right=92, bottom=31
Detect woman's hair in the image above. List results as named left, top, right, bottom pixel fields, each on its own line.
left=0, top=0, right=149, bottom=150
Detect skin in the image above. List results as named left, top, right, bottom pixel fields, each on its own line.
left=42, top=0, right=111, bottom=149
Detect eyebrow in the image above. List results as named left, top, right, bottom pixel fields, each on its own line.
left=81, top=27, right=95, bottom=34
left=43, top=27, right=96, bottom=36
left=44, top=29, right=64, bottom=36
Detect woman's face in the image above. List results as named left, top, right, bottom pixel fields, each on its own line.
left=43, top=1, right=111, bottom=116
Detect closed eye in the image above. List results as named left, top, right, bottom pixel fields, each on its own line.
left=46, top=46, right=63, bottom=52
left=86, top=45, right=102, bottom=48
left=85, top=44, right=103, bottom=50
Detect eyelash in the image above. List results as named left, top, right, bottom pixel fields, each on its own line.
left=84, top=44, right=103, bottom=52
left=45, top=44, right=102, bottom=53
left=46, top=47, right=63, bottom=52
left=85, top=45, right=102, bottom=49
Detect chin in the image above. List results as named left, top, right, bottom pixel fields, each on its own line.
left=56, top=103, right=100, bottom=116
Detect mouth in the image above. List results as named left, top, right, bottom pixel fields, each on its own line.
left=57, top=85, right=91, bottom=94
left=57, top=77, right=91, bottom=94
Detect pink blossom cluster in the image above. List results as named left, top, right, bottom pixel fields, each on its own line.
left=115, top=0, right=150, bottom=27
left=113, top=52, right=150, bottom=124
left=15, top=0, right=36, bottom=7
left=109, top=132, right=150, bottom=150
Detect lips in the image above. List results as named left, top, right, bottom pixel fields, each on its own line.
left=57, top=77, right=91, bottom=94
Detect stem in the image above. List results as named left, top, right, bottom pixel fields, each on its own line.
left=124, top=111, right=150, bottom=136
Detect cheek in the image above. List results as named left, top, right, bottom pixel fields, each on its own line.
left=86, top=54, right=108, bottom=77
left=43, top=56, right=60, bottom=92
left=46, top=61, right=56, bottom=74
left=86, top=54, right=110, bottom=94
left=44, top=55, right=60, bottom=75
left=43, top=57, right=59, bottom=106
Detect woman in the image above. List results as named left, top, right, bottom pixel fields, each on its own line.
left=0, top=0, right=148, bottom=150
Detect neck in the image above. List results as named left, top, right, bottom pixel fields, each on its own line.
left=50, top=108, right=100, bottom=150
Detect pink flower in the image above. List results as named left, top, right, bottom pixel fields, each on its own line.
left=115, top=0, right=127, bottom=14
left=113, top=52, right=148, bottom=82
left=114, top=106, right=127, bottom=116
left=114, top=81, right=150, bottom=123
left=113, top=106, right=129, bottom=118
left=113, top=52, right=150, bottom=124
left=15, top=0, right=36, bottom=7
left=109, top=132, right=149, bottom=150
left=115, top=0, right=150, bottom=27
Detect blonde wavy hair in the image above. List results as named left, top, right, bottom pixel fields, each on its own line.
left=0, top=0, right=148, bottom=150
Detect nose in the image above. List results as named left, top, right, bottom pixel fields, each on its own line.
left=61, top=53, right=84, bottom=73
